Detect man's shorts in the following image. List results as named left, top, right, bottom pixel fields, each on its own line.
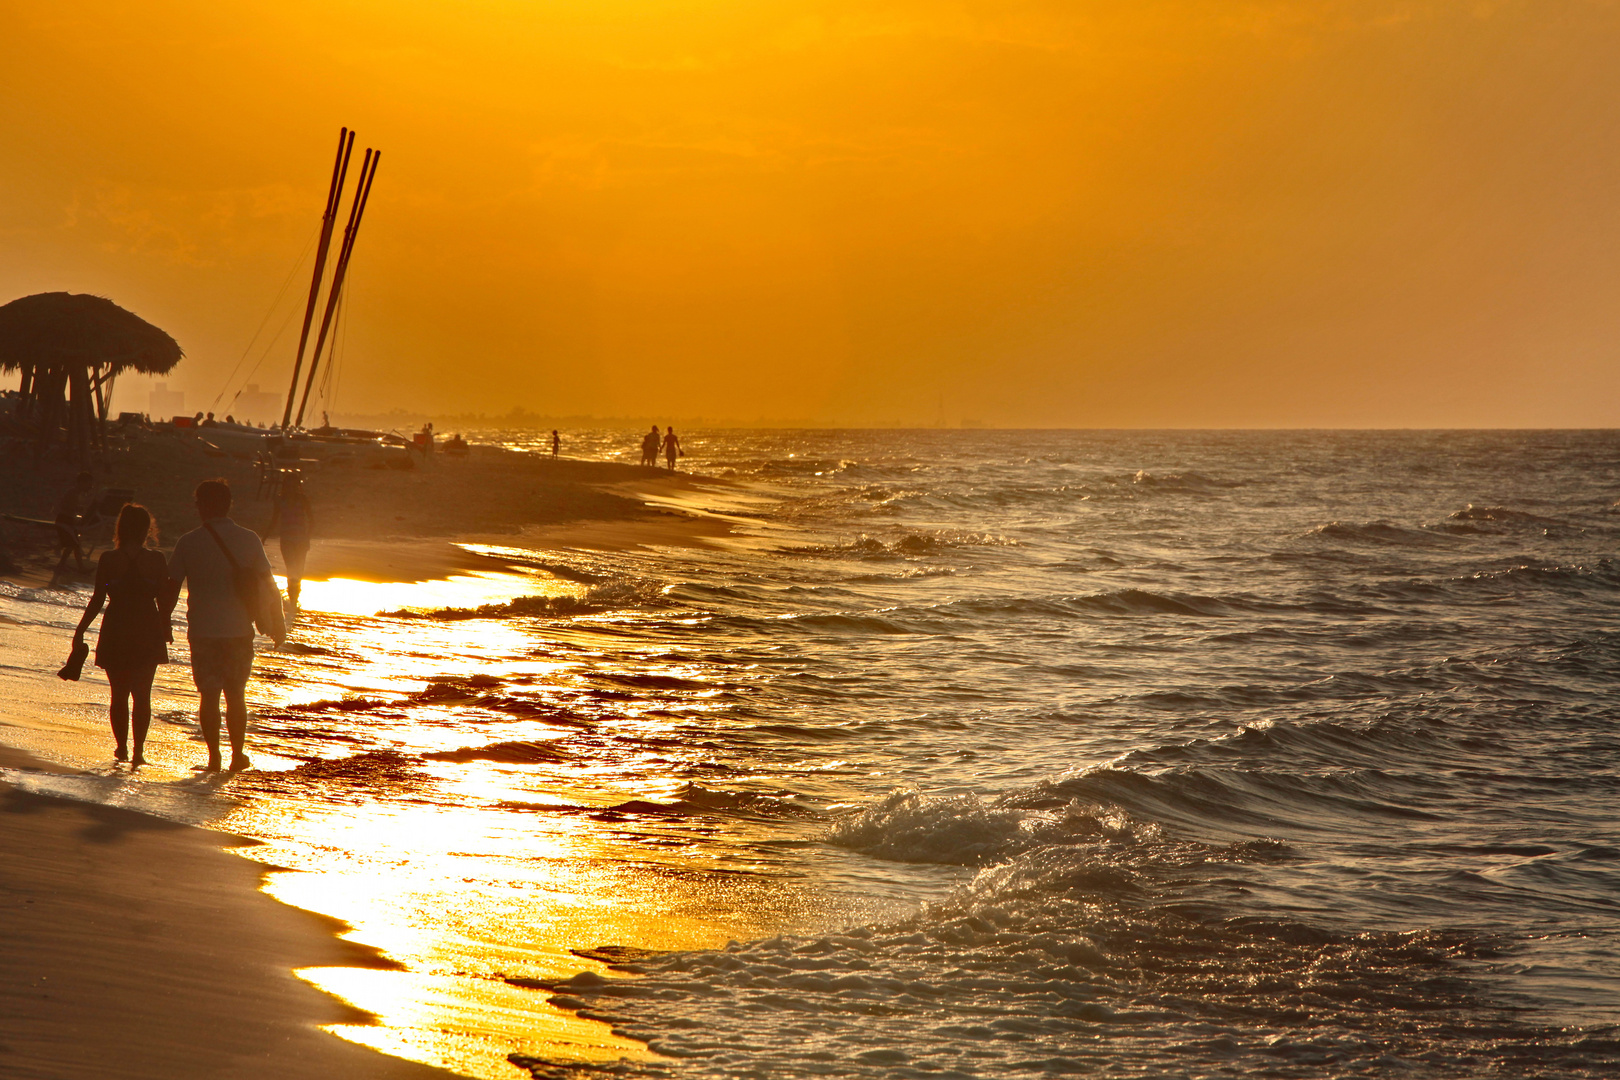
left=189, top=635, right=254, bottom=693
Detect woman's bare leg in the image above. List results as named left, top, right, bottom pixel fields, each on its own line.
left=107, top=670, right=131, bottom=760
left=130, top=665, right=155, bottom=765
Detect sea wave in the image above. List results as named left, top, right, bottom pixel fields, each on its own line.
left=378, top=580, right=652, bottom=620
left=827, top=789, right=1157, bottom=865
left=1126, top=468, right=1238, bottom=491
left=1307, top=520, right=1454, bottom=546
left=496, top=782, right=811, bottom=821
left=782, top=530, right=1015, bottom=560
left=517, top=772, right=1614, bottom=1079
left=1448, top=504, right=1563, bottom=526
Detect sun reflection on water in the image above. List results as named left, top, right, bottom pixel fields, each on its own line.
left=188, top=565, right=822, bottom=1078
left=285, top=570, right=582, bottom=619
left=0, top=550, right=853, bottom=1080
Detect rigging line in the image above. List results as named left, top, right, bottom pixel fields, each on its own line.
left=319, top=270, right=353, bottom=413
left=331, top=281, right=350, bottom=411
left=328, top=343, right=344, bottom=413
left=317, top=290, right=343, bottom=401
left=212, top=223, right=320, bottom=411
left=322, top=273, right=351, bottom=415
left=224, top=294, right=307, bottom=413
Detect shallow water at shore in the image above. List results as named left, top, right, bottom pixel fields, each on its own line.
left=5, top=429, right=1620, bottom=1077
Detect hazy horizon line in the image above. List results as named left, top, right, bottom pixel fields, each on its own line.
left=320, top=409, right=1620, bottom=434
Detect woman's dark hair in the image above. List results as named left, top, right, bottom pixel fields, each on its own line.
left=114, top=503, right=155, bottom=550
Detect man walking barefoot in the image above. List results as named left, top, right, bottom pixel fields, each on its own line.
left=51, top=470, right=96, bottom=579
left=167, top=479, right=277, bottom=772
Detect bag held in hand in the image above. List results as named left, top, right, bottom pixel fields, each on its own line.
left=204, top=523, right=286, bottom=643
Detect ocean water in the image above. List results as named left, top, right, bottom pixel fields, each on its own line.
left=4, top=429, right=1620, bottom=1078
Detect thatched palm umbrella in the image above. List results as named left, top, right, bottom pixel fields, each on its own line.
left=0, top=292, right=183, bottom=458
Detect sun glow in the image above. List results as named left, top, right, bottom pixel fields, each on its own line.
left=11, top=1, right=1620, bottom=426
left=284, top=571, right=582, bottom=619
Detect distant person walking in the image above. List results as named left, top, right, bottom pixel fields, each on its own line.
left=266, top=473, right=313, bottom=608
left=551, top=429, right=560, bottom=458
left=71, top=504, right=172, bottom=765
left=52, top=471, right=96, bottom=578
left=663, top=426, right=682, bottom=471
left=168, top=479, right=280, bottom=772
left=641, top=425, right=661, bottom=467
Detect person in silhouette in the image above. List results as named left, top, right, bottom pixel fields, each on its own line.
left=52, top=471, right=96, bottom=577
left=265, top=472, right=313, bottom=608
left=168, top=479, right=277, bottom=772
left=641, top=425, right=661, bottom=467
left=71, top=504, right=172, bottom=765
left=551, top=429, right=560, bottom=458
left=663, top=426, right=682, bottom=471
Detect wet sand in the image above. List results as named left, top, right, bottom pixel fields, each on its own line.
left=0, top=435, right=745, bottom=1078
left=0, top=780, right=456, bottom=1080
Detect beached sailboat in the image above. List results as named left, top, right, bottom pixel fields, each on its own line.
left=196, top=129, right=422, bottom=469
left=251, top=129, right=407, bottom=466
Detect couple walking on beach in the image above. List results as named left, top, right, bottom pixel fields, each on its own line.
left=641, top=425, right=683, bottom=470
left=69, top=478, right=283, bottom=771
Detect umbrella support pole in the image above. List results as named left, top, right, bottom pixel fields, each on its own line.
left=90, top=365, right=111, bottom=454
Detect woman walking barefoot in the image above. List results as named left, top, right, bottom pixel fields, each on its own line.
left=72, top=504, right=172, bottom=764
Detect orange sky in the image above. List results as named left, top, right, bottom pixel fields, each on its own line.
left=4, top=0, right=1619, bottom=426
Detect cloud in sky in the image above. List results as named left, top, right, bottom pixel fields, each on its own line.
left=3, top=1, right=1619, bottom=425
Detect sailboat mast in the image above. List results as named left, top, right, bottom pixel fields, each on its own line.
left=295, top=148, right=380, bottom=429
left=281, top=127, right=354, bottom=429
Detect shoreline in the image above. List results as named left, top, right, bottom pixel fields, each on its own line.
left=0, top=471, right=752, bottom=1079
left=0, top=777, right=460, bottom=1080
left=0, top=425, right=729, bottom=587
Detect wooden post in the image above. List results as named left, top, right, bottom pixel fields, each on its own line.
left=68, top=362, right=92, bottom=463
left=90, top=364, right=108, bottom=453
left=35, top=364, right=67, bottom=448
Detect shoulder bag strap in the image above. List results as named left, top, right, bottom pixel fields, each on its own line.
left=203, top=522, right=243, bottom=571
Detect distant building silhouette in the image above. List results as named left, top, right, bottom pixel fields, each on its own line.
left=149, top=382, right=184, bottom=420
left=234, top=383, right=281, bottom=425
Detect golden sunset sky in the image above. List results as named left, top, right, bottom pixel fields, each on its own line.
left=3, top=1, right=1618, bottom=426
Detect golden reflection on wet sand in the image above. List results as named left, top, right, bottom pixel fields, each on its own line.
left=242, top=797, right=788, bottom=1077
left=313, top=967, right=655, bottom=1077
left=0, top=560, right=818, bottom=1079
left=212, top=567, right=807, bottom=1078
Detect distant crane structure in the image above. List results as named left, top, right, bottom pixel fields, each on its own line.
left=282, top=127, right=380, bottom=430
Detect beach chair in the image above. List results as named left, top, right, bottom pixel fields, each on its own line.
left=255, top=452, right=277, bottom=500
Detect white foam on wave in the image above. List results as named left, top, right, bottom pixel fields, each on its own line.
left=826, top=787, right=1158, bottom=865
left=521, top=782, right=1599, bottom=1080
left=526, top=840, right=1131, bottom=1077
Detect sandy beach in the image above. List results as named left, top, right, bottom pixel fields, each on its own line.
left=0, top=430, right=733, bottom=1078
left=0, top=777, right=460, bottom=1080
left=0, top=422, right=713, bottom=582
